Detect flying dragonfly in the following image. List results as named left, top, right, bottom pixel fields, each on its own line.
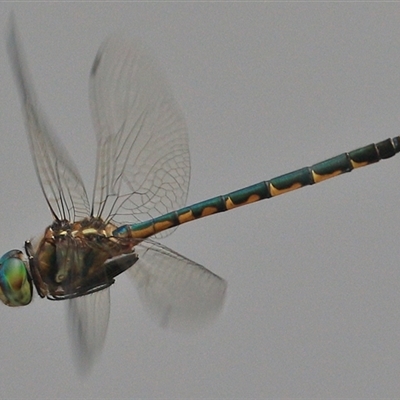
left=1, top=17, right=399, bottom=369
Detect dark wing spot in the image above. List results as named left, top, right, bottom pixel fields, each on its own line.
left=91, top=51, right=102, bottom=76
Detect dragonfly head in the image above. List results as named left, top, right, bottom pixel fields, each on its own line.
left=0, top=250, right=32, bottom=306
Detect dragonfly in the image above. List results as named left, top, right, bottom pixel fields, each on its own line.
left=1, top=17, right=400, bottom=369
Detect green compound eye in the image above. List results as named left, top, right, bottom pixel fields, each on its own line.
left=0, top=250, right=32, bottom=306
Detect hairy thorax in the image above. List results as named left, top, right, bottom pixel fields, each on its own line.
left=27, top=217, right=138, bottom=300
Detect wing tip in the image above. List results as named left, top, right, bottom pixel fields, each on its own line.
left=91, top=51, right=102, bottom=77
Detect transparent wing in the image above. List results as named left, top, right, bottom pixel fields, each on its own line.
left=67, top=288, right=110, bottom=373
left=7, top=16, right=90, bottom=222
left=89, top=35, right=190, bottom=235
left=129, top=240, right=227, bottom=330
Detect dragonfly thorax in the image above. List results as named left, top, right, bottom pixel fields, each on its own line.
left=26, top=217, right=138, bottom=300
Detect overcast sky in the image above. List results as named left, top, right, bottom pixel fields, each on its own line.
left=1, top=3, right=400, bottom=399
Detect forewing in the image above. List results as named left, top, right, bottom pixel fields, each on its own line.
left=67, top=288, right=110, bottom=373
left=7, top=17, right=90, bottom=222
left=89, top=36, right=190, bottom=234
left=129, top=240, right=227, bottom=330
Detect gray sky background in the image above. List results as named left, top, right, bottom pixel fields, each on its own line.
left=1, top=3, right=400, bottom=399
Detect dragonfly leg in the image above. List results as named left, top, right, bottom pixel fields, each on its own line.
left=74, top=251, right=139, bottom=296
left=103, top=251, right=139, bottom=282
left=24, top=240, right=48, bottom=298
left=47, top=251, right=139, bottom=300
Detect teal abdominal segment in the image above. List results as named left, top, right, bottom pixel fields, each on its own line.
left=0, top=250, right=32, bottom=306
left=114, top=136, right=400, bottom=239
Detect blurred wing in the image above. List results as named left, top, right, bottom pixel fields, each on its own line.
left=89, top=36, right=190, bottom=235
left=129, top=240, right=227, bottom=330
left=67, top=288, right=110, bottom=373
left=7, top=16, right=90, bottom=222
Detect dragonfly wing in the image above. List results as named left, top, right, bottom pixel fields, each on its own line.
left=7, top=17, right=90, bottom=221
left=67, top=288, right=110, bottom=372
left=89, top=35, right=190, bottom=235
left=129, top=240, right=227, bottom=330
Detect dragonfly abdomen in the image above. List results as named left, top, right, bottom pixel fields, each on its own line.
left=114, top=136, right=400, bottom=240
